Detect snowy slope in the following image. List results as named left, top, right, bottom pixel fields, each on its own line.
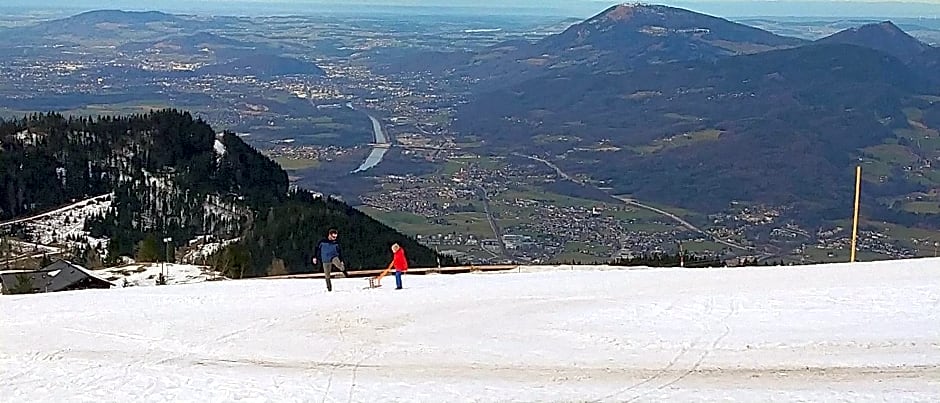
left=2, top=259, right=939, bottom=402
left=92, top=263, right=226, bottom=287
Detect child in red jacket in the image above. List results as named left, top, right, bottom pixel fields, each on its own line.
left=391, top=243, right=408, bottom=290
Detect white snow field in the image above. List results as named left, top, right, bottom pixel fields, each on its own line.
left=2, top=259, right=939, bottom=402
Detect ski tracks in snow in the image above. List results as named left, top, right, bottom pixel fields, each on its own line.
left=645, top=299, right=737, bottom=401
left=592, top=296, right=738, bottom=403
left=317, top=305, right=393, bottom=403
left=319, top=312, right=350, bottom=403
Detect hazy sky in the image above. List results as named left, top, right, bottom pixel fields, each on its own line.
left=2, top=0, right=940, bottom=18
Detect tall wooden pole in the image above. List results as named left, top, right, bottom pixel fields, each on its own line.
left=850, top=166, right=861, bottom=263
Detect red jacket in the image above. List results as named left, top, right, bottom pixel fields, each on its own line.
left=392, top=248, right=408, bottom=272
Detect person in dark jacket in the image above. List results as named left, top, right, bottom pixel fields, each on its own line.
left=313, top=228, right=348, bottom=291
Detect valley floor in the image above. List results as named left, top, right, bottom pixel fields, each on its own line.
left=2, top=259, right=939, bottom=402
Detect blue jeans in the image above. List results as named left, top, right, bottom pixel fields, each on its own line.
left=394, top=271, right=403, bottom=289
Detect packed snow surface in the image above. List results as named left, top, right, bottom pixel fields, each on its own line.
left=2, top=259, right=939, bottom=402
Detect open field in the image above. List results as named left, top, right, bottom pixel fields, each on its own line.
left=629, top=129, right=723, bottom=154
left=273, top=157, right=321, bottom=171
left=901, top=201, right=940, bottom=214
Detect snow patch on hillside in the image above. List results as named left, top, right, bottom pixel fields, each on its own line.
left=0, top=240, right=61, bottom=265
left=13, top=129, right=45, bottom=146
left=202, top=194, right=249, bottom=236
left=140, top=169, right=173, bottom=192
left=93, top=263, right=226, bottom=287
left=214, top=138, right=226, bottom=156
left=181, top=237, right=240, bottom=264
left=0, top=194, right=112, bottom=259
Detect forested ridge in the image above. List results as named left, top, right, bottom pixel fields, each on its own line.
left=0, top=109, right=454, bottom=276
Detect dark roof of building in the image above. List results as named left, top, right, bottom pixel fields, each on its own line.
left=0, top=260, right=114, bottom=293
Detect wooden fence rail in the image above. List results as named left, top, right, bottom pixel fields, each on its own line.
left=257, top=265, right=520, bottom=280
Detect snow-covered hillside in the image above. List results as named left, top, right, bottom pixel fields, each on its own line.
left=0, top=192, right=242, bottom=270
left=0, top=194, right=111, bottom=260
left=2, top=259, right=939, bottom=402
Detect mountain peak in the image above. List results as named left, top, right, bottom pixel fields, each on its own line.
left=873, top=20, right=903, bottom=31
left=818, top=20, right=929, bottom=62
left=853, top=21, right=919, bottom=42
left=549, top=3, right=802, bottom=54
left=601, top=3, right=641, bottom=22
left=591, top=3, right=686, bottom=25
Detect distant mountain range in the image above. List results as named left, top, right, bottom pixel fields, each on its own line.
left=452, top=4, right=940, bottom=228
left=3, top=10, right=186, bottom=38
left=0, top=10, right=325, bottom=80
left=392, top=4, right=806, bottom=88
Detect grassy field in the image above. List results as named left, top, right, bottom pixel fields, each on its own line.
left=548, top=242, right=610, bottom=264
left=273, top=157, right=321, bottom=171
left=356, top=207, right=433, bottom=236
left=861, top=144, right=920, bottom=166
left=903, top=107, right=925, bottom=122
left=550, top=252, right=607, bottom=264
left=901, top=201, right=940, bottom=214
left=472, top=156, right=505, bottom=171
left=630, top=129, right=722, bottom=154
left=858, top=141, right=927, bottom=183
left=439, top=213, right=496, bottom=237
left=920, top=170, right=940, bottom=186
left=800, top=247, right=895, bottom=264
left=893, top=128, right=940, bottom=153
left=858, top=158, right=893, bottom=181
left=438, top=159, right=468, bottom=176
left=801, top=246, right=847, bottom=263
left=680, top=240, right=728, bottom=253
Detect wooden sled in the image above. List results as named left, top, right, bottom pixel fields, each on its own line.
left=367, top=261, right=395, bottom=289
